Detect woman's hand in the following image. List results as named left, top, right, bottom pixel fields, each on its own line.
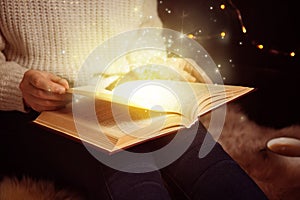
left=19, top=69, right=72, bottom=112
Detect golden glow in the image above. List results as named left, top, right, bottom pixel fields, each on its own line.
left=290, top=52, right=296, bottom=57
left=242, top=26, right=247, bottom=33
left=220, top=32, right=226, bottom=38
left=257, top=44, right=264, bottom=49
left=220, top=4, right=225, bottom=10
left=127, top=84, right=180, bottom=113
left=187, top=34, right=194, bottom=39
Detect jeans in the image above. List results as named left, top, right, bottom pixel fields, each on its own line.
left=0, top=111, right=267, bottom=200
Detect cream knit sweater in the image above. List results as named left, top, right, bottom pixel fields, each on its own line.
left=0, top=0, right=162, bottom=112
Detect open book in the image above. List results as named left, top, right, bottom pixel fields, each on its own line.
left=33, top=80, right=254, bottom=153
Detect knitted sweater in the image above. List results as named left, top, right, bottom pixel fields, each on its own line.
left=0, top=0, right=162, bottom=112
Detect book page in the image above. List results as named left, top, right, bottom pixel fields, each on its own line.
left=69, top=80, right=254, bottom=126
left=111, top=80, right=253, bottom=123
left=34, top=97, right=186, bottom=153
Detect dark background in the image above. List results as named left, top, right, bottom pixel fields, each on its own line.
left=158, top=0, right=299, bottom=129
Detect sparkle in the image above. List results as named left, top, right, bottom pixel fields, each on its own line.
left=240, top=115, right=246, bottom=122
left=165, top=8, right=172, bottom=14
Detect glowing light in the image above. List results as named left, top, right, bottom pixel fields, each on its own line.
left=165, top=8, right=172, bottom=14
left=134, top=7, right=138, bottom=12
left=290, top=52, right=296, bottom=57
left=220, top=4, right=226, bottom=10
left=242, top=26, right=247, bottom=33
left=257, top=44, right=264, bottom=49
left=187, top=34, right=194, bottom=39
left=220, top=31, right=226, bottom=39
left=126, top=84, right=180, bottom=113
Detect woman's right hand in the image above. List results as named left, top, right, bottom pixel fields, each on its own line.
left=19, top=69, right=72, bottom=112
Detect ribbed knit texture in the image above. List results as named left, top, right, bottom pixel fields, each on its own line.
left=0, top=0, right=162, bottom=112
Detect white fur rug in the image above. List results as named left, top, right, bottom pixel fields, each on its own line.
left=1, top=103, right=299, bottom=200
left=200, top=103, right=300, bottom=200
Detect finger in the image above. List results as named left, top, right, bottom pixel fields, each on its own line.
left=29, top=74, right=66, bottom=94
left=50, top=74, right=69, bottom=89
left=24, top=92, right=71, bottom=106
left=23, top=93, right=71, bottom=112
left=27, top=71, right=69, bottom=94
left=25, top=82, right=71, bottom=101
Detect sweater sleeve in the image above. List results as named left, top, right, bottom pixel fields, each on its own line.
left=0, top=33, right=29, bottom=112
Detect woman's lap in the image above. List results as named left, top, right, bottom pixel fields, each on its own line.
left=0, top=111, right=267, bottom=200
left=161, top=129, right=267, bottom=199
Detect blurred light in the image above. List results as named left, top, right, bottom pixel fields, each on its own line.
left=242, top=26, right=247, bottom=33
left=220, top=31, right=226, bottom=39
left=187, top=34, right=195, bottom=39
left=220, top=4, right=226, bottom=10
left=257, top=44, right=264, bottom=49
left=290, top=52, right=296, bottom=57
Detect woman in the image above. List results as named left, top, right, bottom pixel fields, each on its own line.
left=0, top=0, right=267, bottom=199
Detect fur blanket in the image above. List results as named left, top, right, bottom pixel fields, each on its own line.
left=1, top=103, right=299, bottom=199
left=0, top=176, right=84, bottom=200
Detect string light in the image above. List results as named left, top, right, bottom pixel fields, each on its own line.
left=227, top=0, right=247, bottom=34
left=220, top=31, right=226, bottom=39
left=257, top=44, right=264, bottom=50
left=159, top=0, right=296, bottom=59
